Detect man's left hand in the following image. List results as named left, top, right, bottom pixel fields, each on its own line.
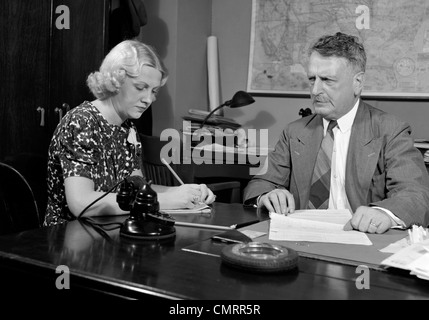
left=349, top=206, right=393, bottom=234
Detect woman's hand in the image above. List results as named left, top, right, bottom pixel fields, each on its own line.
left=159, top=184, right=215, bottom=209
left=198, top=183, right=216, bottom=204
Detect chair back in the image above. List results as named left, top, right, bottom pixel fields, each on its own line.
left=0, top=162, right=41, bottom=235
left=4, top=152, right=47, bottom=225
left=139, top=134, right=242, bottom=203
left=140, top=134, right=190, bottom=186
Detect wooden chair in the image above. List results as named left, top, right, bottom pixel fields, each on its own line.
left=4, top=152, right=47, bottom=225
left=140, top=134, right=241, bottom=203
left=0, top=162, right=41, bottom=235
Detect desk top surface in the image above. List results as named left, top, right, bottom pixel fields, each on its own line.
left=0, top=203, right=428, bottom=300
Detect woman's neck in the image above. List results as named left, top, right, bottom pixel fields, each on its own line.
left=93, top=98, right=123, bottom=126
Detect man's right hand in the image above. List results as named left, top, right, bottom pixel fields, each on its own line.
left=258, top=189, right=295, bottom=215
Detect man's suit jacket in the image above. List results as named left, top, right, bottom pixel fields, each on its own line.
left=244, top=101, right=429, bottom=227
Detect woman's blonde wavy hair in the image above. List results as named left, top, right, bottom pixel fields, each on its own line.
left=87, top=40, right=168, bottom=100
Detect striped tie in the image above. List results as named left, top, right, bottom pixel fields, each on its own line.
left=308, top=120, right=337, bottom=209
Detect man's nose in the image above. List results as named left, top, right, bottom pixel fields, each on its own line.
left=311, top=78, right=322, bottom=96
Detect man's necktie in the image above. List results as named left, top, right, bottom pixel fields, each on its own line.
left=308, top=120, right=337, bottom=209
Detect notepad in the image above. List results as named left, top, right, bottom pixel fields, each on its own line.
left=160, top=203, right=212, bottom=214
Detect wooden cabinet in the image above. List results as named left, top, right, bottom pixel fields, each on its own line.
left=0, top=0, right=52, bottom=160
left=0, top=0, right=109, bottom=159
left=0, top=0, right=109, bottom=215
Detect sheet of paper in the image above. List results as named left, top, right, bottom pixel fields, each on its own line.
left=409, top=253, right=429, bottom=280
left=380, top=237, right=410, bottom=253
left=268, top=210, right=372, bottom=246
left=380, top=239, right=429, bottom=270
left=160, top=203, right=211, bottom=214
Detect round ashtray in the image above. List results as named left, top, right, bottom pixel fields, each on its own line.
left=221, top=242, right=299, bottom=273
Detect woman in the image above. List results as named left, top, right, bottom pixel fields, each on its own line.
left=44, top=40, right=215, bottom=226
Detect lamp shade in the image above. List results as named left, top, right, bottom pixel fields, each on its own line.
left=199, top=91, right=255, bottom=128
left=227, top=90, right=255, bottom=108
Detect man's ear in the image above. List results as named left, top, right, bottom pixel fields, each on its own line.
left=353, top=72, right=365, bottom=95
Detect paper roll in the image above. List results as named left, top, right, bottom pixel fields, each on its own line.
left=207, top=36, right=221, bottom=114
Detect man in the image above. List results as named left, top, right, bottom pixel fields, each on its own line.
left=243, top=32, right=429, bottom=234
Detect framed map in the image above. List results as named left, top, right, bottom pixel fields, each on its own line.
left=247, top=0, right=429, bottom=99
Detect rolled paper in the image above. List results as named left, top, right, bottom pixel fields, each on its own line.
left=207, top=36, right=221, bottom=115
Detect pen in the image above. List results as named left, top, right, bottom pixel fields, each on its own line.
left=161, top=158, right=185, bottom=185
left=161, top=157, right=212, bottom=205
left=230, top=219, right=260, bottom=229
left=175, top=221, right=232, bottom=231
left=174, top=220, right=260, bottom=231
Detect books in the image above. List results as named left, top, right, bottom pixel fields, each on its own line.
left=414, top=138, right=429, bottom=149
left=182, top=109, right=242, bottom=147
left=182, top=109, right=242, bottom=131
left=186, top=109, right=241, bottom=128
left=414, top=139, right=429, bottom=163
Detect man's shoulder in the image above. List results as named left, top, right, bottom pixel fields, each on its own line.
left=284, top=114, right=318, bottom=133
left=360, top=101, right=411, bottom=135
left=362, top=101, right=407, bottom=126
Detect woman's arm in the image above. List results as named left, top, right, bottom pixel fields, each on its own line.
left=65, top=176, right=128, bottom=218
left=65, top=175, right=216, bottom=218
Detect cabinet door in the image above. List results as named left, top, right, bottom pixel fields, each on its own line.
left=49, top=0, right=109, bottom=130
left=0, top=0, right=52, bottom=160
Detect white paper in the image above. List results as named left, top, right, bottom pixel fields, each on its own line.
left=380, top=237, right=410, bottom=253
left=409, top=252, right=429, bottom=280
left=160, top=203, right=211, bottom=215
left=268, top=210, right=372, bottom=246
left=381, top=239, right=429, bottom=270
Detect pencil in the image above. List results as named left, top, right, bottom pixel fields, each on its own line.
left=161, top=158, right=212, bottom=205
left=231, top=220, right=260, bottom=229
left=161, top=158, right=185, bottom=185
left=174, top=221, right=232, bottom=231
left=174, top=220, right=260, bottom=231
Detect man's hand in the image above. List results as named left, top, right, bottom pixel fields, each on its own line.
left=259, top=189, right=295, bottom=214
left=345, top=206, right=393, bottom=234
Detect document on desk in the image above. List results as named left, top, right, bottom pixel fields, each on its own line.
left=160, top=203, right=211, bottom=214
left=380, top=239, right=429, bottom=280
left=269, top=210, right=372, bottom=246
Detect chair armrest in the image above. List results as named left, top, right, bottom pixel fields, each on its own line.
left=207, top=181, right=240, bottom=191
left=206, top=181, right=241, bottom=203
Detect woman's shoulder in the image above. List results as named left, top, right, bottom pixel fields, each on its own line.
left=62, top=101, right=102, bottom=125
left=67, top=101, right=97, bottom=116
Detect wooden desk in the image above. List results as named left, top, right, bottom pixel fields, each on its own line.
left=0, top=203, right=428, bottom=300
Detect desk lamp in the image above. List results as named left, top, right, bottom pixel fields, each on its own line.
left=199, top=91, right=255, bottom=129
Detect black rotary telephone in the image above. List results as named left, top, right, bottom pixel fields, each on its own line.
left=116, top=176, right=176, bottom=240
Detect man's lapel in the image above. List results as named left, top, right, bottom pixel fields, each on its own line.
left=290, top=115, right=324, bottom=208
left=345, top=101, right=383, bottom=210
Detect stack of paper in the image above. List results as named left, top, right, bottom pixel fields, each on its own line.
left=269, top=209, right=372, bottom=246
left=414, top=138, right=429, bottom=163
left=381, top=226, right=429, bottom=280
left=381, top=239, right=429, bottom=280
